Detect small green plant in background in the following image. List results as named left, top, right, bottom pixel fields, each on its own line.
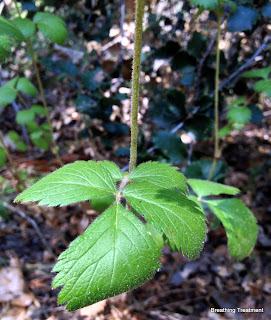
left=14, top=0, right=258, bottom=312
left=0, top=76, right=51, bottom=151
left=0, top=1, right=67, bottom=166
left=242, top=66, right=271, bottom=97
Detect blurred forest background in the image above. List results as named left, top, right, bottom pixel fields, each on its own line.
left=0, top=0, right=271, bottom=319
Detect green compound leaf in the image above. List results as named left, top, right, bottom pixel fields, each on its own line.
left=207, top=199, right=258, bottom=259
left=52, top=202, right=161, bottom=311
left=254, top=79, right=271, bottom=97
left=0, top=16, right=26, bottom=42
left=227, top=106, right=252, bottom=124
left=129, top=161, right=188, bottom=194
left=15, top=161, right=117, bottom=206
left=242, top=67, right=271, bottom=80
left=99, top=160, right=122, bottom=181
left=12, top=17, right=36, bottom=38
left=33, top=12, right=67, bottom=45
left=189, top=0, right=219, bottom=10
left=16, top=110, right=35, bottom=125
left=123, top=182, right=206, bottom=259
left=187, top=179, right=240, bottom=198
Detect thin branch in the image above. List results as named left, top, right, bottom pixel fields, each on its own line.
left=3, top=202, right=56, bottom=257
left=218, top=35, right=271, bottom=91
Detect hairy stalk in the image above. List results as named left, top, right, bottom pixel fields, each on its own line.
left=129, top=0, right=144, bottom=173
left=208, top=10, right=222, bottom=181
left=0, top=135, right=26, bottom=192
left=13, top=0, right=63, bottom=166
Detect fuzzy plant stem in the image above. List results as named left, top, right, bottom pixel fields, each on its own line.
left=208, top=11, right=222, bottom=181
left=129, top=0, right=144, bottom=173
left=0, top=135, right=26, bottom=192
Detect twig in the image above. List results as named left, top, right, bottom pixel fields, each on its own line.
left=3, top=202, right=56, bottom=257
left=218, top=35, right=271, bottom=91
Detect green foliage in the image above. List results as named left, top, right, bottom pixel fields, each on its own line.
left=129, top=162, right=187, bottom=194
left=187, top=179, right=239, bottom=197
left=218, top=125, right=232, bottom=138
left=12, top=17, right=35, bottom=38
left=16, top=141, right=27, bottom=152
left=189, top=0, right=219, bottom=10
left=0, top=16, right=26, bottom=60
left=242, top=67, right=271, bottom=80
left=99, top=161, right=122, bottom=181
left=8, top=130, right=27, bottom=152
left=227, top=106, right=252, bottom=124
left=153, top=131, right=187, bottom=164
left=0, top=77, right=38, bottom=107
left=188, top=179, right=258, bottom=260
left=262, top=3, right=271, bottom=18
left=91, top=195, right=115, bottom=212
left=8, top=130, right=19, bottom=142
left=227, top=6, right=259, bottom=32
left=184, top=159, right=227, bottom=182
left=15, top=78, right=38, bottom=96
left=31, top=105, right=46, bottom=115
left=52, top=203, right=161, bottom=311
left=33, top=12, right=67, bottom=45
left=0, top=86, right=17, bottom=107
left=220, top=95, right=262, bottom=138
left=188, top=32, right=206, bottom=58
left=0, top=147, right=6, bottom=168
left=15, top=161, right=116, bottom=206
left=254, top=79, right=271, bottom=97
left=0, top=16, right=25, bottom=41
left=207, top=199, right=258, bottom=259
left=0, top=35, right=12, bottom=60
left=123, top=182, right=206, bottom=258
left=16, top=110, right=35, bottom=125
